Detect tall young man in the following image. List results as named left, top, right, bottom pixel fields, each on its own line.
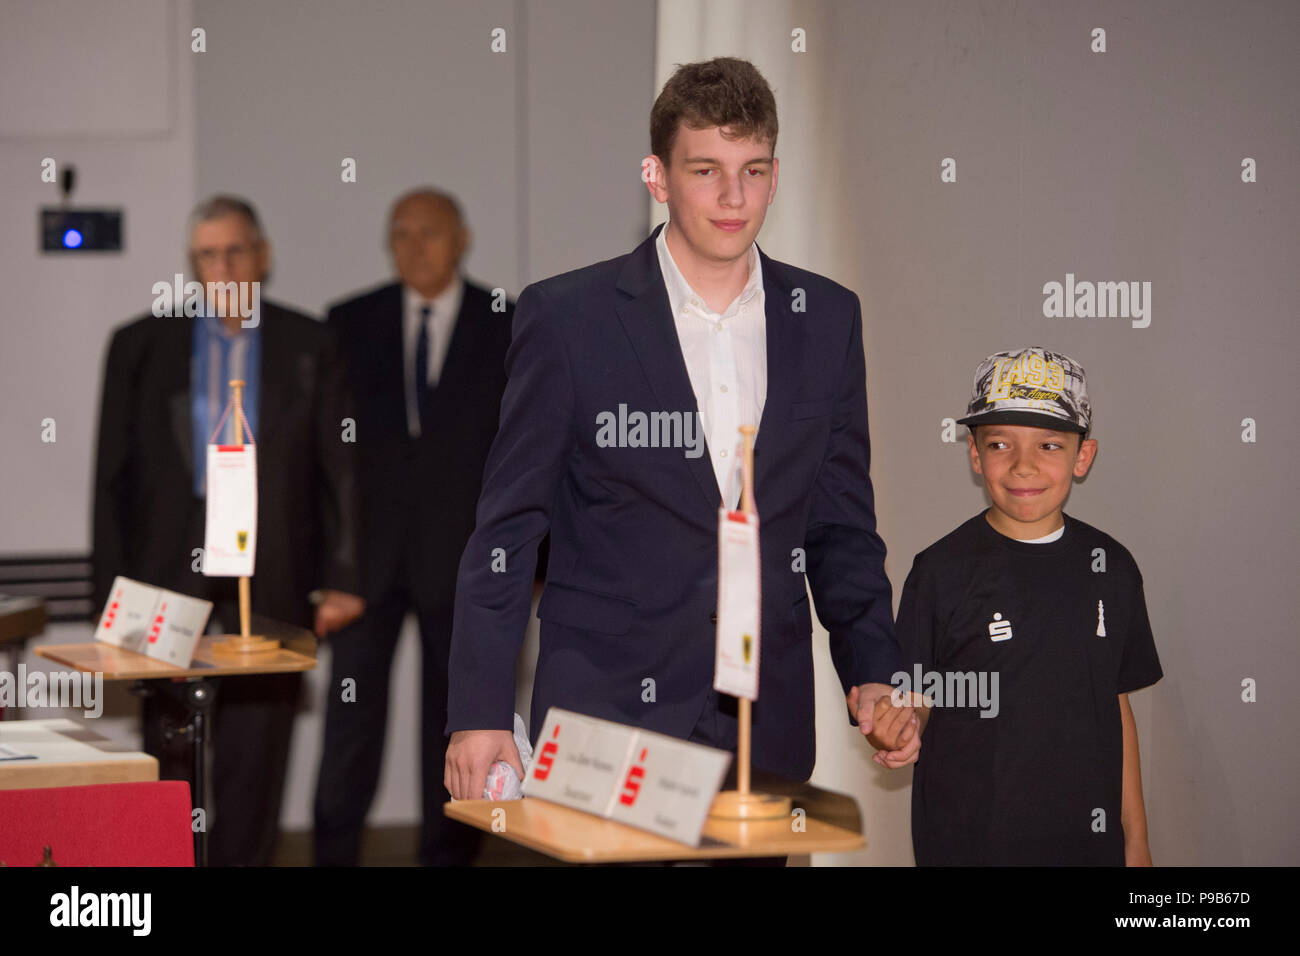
left=445, top=58, right=918, bottom=800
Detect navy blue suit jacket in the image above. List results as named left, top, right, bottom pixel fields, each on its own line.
left=447, top=224, right=898, bottom=780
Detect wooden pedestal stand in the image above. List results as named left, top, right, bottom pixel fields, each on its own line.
left=708, top=425, right=792, bottom=821
left=210, top=379, right=278, bottom=657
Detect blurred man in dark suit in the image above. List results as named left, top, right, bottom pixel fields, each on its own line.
left=93, top=195, right=365, bottom=866
left=314, top=189, right=513, bottom=867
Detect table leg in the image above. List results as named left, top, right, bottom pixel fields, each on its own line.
left=182, top=678, right=215, bottom=868
left=131, top=677, right=216, bottom=867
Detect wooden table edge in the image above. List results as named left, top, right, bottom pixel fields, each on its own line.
left=32, top=641, right=317, bottom=679
left=444, top=798, right=865, bottom=863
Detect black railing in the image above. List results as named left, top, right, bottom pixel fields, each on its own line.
left=0, top=553, right=95, bottom=623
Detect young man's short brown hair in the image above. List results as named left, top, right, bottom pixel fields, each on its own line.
left=650, top=57, right=778, bottom=164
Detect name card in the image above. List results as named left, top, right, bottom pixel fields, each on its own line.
left=203, top=443, right=257, bottom=576
left=714, top=507, right=761, bottom=700
left=94, top=576, right=213, bottom=667
left=523, top=708, right=731, bottom=846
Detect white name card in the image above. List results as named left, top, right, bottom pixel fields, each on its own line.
left=203, top=443, right=257, bottom=576
left=523, top=708, right=731, bottom=846
left=714, top=507, right=761, bottom=700
left=94, top=575, right=213, bottom=667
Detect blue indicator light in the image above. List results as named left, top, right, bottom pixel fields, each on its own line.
left=63, top=228, right=84, bottom=248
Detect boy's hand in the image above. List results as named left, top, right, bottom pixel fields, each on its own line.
left=865, top=692, right=912, bottom=750
left=847, top=682, right=922, bottom=768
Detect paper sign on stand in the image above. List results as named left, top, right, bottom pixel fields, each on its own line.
left=523, top=708, right=731, bottom=846
left=202, top=443, right=257, bottom=577
left=94, top=575, right=213, bottom=667
left=714, top=507, right=761, bottom=701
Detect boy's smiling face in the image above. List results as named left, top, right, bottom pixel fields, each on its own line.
left=968, top=424, right=1098, bottom=539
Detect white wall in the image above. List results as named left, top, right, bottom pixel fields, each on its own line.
left=1, top=0, right=655, bottom=838
left=0, top=0, right=195, bottom=555
left=0, top=0, right=196, bottom=747
left=655, top=0, right=1300, bottom=865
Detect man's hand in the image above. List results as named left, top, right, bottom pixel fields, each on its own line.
left=847, top=681, right=922, bottom=769
left=445, top=729, right=524, bottom=801
left=312, top=590, right=365, bottom=637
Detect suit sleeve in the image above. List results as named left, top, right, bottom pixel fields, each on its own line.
left=312, top=322, right=362, bottom=596
left=91, top=325, right=137, bottom=613
left=446, top=283, right=575, bottom=733
left=803, top=292, right=901, bottom=698
left=894, top=558, right=938, bottom=681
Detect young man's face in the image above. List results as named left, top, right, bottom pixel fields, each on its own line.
left=968, top=424, right=1098, bottom=538
left=653, top=123, right=778, bottom=264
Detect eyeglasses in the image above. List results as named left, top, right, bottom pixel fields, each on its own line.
left=192, top=243, right=259, bottom=266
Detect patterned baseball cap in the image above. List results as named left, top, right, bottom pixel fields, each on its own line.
left=957, top=346, right=1092, bottom=435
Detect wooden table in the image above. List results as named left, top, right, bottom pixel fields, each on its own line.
left=34, top=636, right=317, bottom=679
left=0, top=717, right=157, bottom=790
left=445, top=773, right=865, bottom=863
left=33, top=628, right=315, bottom=866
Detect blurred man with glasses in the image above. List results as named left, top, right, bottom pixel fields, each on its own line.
left=93, top=195, right=364, bottom=866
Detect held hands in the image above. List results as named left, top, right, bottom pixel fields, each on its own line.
left=445, top=729, right=525, bottom=801
left=312, top=590, right=366, bottom=637
left=847, top=681, right=922, bottom=769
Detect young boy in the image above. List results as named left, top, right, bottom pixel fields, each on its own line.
left=894, top=346, right=1162, bottom=865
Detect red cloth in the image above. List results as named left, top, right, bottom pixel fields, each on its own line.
left=0, top=781, right=194, bottom=867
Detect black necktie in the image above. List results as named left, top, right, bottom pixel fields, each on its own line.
left=415, top=304, right=432, bottom=424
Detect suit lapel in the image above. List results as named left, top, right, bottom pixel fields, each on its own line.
left=615, top=227, right=721, bottom=511
left=169, top=390, right=193, bottom=477
left=258, top=306, right=284, bottom=447
left=433, top=282, right=476, bottom=394
left=162, top=320, right=194, bottom=477
left=751, top=247, right=797, bottom=502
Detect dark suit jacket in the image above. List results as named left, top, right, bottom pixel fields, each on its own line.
left=326, top=280, right=513, bottom=609
left=448, top=223, right=900, bottom=781
left=92, top=301, right=361, bottom=629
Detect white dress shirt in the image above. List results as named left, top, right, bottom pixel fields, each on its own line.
left=655, top=223, right=766, bottom=507
left=403, top=275, right=464, bottom=437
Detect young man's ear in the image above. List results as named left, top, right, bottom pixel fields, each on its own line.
left=1073, top=436, right=1099, bottom=479
left=642, top=155, right=669, bottom=203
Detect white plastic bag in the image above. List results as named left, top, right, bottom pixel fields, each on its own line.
left=482, top=713, right=533, bottom=801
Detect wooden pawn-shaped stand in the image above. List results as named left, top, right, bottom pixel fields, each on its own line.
left=708, top=425, right=792, bottom=820
left=212, top=379, right=278, bottom=656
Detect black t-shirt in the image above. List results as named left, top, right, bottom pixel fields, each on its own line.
left=896, top=511, right=1162, bottom=865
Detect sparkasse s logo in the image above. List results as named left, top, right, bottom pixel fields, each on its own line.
left=532, top=724, right=560, bottom=780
